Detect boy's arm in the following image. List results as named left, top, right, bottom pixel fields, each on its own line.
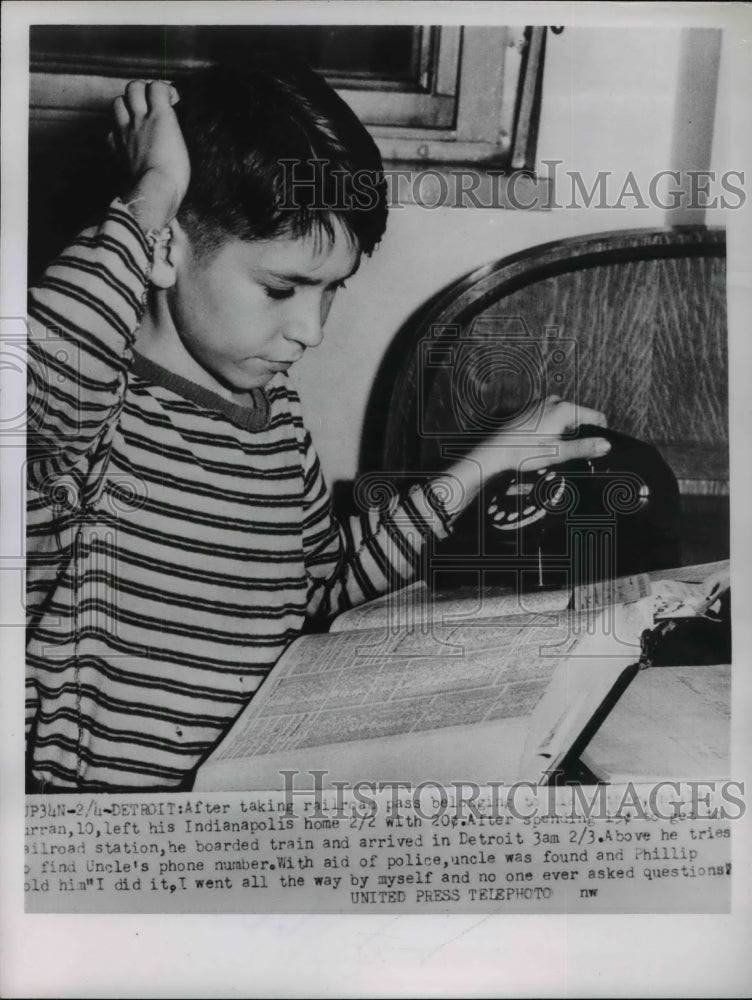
left=302, top=433, right=451, bottom=619
left=27, top=81, right=188, bottom=490
left=28, top=204, right=153, bottom=487
left=303, top=397, right=611, bottom=619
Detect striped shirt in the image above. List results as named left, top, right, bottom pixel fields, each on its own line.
left=26, top=201, right=450, bottom=791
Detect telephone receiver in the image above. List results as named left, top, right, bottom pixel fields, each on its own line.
left=432, top=424, right=682, bottom=591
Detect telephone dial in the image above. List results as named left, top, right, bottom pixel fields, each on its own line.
left=432, top=425, right=681, bottom=591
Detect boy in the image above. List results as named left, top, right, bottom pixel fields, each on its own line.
left=26, top=60, right=608, bottom=792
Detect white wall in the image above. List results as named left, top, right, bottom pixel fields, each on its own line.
left=291, top=27, right=719, bottom=485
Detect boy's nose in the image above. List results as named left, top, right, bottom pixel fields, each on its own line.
left=284, top=309, right=324, bottom=350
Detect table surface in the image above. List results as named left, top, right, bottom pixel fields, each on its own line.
left=584, top=663, right=731, bottom=783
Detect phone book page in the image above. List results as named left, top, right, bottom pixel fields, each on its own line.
left=328, top=580, right=571, bottom=634
left=329, top=572, right=651, bottom=634
left=194, top=568, right=723, bottom=792
left=195, top=609, right=594, bottom=791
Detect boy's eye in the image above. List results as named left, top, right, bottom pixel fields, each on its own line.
left=262, top=280, right=347, bottom=300
left=263, top=285, right=295, bottom=301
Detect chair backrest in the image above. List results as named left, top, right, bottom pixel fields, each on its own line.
left=369, top=227, right=727, bottom=500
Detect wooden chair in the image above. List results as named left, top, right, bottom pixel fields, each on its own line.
left=362, top=227, right=728, bottom=565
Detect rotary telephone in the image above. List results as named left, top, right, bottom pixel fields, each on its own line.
left=432, top=425, right=682, bottom=592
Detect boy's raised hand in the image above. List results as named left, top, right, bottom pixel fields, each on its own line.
left=112, top=80, right=191, bottom=233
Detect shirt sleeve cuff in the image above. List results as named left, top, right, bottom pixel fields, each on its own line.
left=404, top=482, right=455, bottom=540
left=111, top=198, right=159, bottom=267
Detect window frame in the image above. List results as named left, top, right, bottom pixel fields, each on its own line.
left=29, top=24, right=546, bottom=171
left=356, top=26, right=539, bottom=167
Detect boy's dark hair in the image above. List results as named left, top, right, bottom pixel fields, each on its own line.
left=175, top=56, right=388, bottom=256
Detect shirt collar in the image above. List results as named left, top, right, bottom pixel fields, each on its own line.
left=131, top=350, right=271, bottom=433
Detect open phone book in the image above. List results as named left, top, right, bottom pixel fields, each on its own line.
left=194, top=561, right=730, bottom=792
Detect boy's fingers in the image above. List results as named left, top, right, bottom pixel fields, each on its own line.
left=124, top=80, right=149, bottom=117
left=539, top=398, right=607, bottom=433
left=112, top=96, right=130, bottom=130
left=146, top=80, right=177, bottom=111
left=560, top=437, right=611, bottom=463
left=574, top=405, right=607, bottom=429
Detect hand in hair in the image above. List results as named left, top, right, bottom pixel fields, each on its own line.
left=112, top=80, right=191, bottom=233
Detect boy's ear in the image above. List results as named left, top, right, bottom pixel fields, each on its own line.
left=149, top=219, right=187, bottom=290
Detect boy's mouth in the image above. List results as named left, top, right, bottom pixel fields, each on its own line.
left=264, top=357, right=301, bottom=370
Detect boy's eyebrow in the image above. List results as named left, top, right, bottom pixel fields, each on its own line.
left=263, top=257, right=361, bottom=285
